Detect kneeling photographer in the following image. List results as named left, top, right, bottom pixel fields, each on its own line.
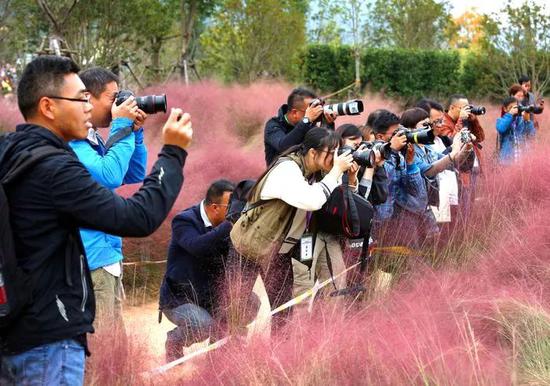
left=231, top=128, right=354, bottom=323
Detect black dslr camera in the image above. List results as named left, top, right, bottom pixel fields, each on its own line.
left=361, top=140, right=393, bottom=162
left=338, top=145, right=376, bottom=168
left=518, top=104, right=544, bottom=114
left=394, top=125, right=435, bottom=145
left=115, top=90, right=167, bottom=115
left=468, top=105, right=486, bottom=115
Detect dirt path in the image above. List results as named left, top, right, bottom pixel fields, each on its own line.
left=123, top=302, right=175, bottom=368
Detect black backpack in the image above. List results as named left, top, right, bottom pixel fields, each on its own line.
left=226, top=179, right=256, bottom=224
left=0, top=134, right=64, bottom=328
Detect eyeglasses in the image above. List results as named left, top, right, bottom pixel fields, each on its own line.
left=432, top=118, right=443, bottom=126
left=47, top=95, right=91, bottom=104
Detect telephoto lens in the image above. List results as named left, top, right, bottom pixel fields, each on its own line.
left=396, top=126, right=435, bottom=145
left=469, top=105, right=486, bottom=115
left=338, top=145, right=376, bottom=168
left=115, top=90, right=167, bottom=114
left=323, top=99, right=364, bottom=117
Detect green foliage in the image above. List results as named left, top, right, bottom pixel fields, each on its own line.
left=366, top=0, right=455, bottom=49
left=200, top=0, right=306, bottom=83
left=362, top=48, right=460, bottom=99
left=297, top=44, right=354, bottom=92
left=300, top=45, right=461, bottom=100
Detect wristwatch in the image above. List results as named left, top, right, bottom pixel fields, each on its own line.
left=302, top=117, right=310, bottom=124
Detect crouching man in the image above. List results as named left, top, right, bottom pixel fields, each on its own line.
left=159, top=179, right=235, bottom=361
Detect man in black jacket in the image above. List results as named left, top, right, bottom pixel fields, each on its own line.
left=264, top=87, right=330, bottom=166
left=0, top=56, right=193, bottom=386
left=159, top=179, right=234, bottom=361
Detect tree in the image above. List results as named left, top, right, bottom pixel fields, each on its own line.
left=177, top=0, right=218, bottom=80
left=308, top=0, right=344, bottom=46
left=448, top=9, right=488, bottom=51
left=484, top=1, right=550, bottom=98
left=341, top=0, right=368, bottom=93
left=367, top=0, right=455, bottom=49
left=200, top=0, right=306, bottom=83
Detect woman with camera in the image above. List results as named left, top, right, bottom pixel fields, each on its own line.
left=496, top=96, right=534, bottom=165
left=230, top=127, right=353, bottom=321
left=400, top=108, right=472, bottom=249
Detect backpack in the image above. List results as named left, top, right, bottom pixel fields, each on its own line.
left=0, top=134, right=64, bottom=328
left=315, top=174, right=374, bottom=239
left=226, top=179, right=256, bottom=224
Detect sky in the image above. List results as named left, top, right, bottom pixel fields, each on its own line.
left=449, top=0, right=549, bottom=17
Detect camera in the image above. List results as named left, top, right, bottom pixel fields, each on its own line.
left=322, top=99, right=364, bottom=117
left=518, top=104, right=543, bottom=114
left=460, top=129, right=473, bottom=144
left=115, top=90, right=167, bottom=115
left=468, top=105, right=486, bottom=115
left=395, top=125, right=435, bottom=145
left=310, top=98, right=364, bottom=125
left=361, top=140, right=393, bottom=161
left=338, top=144, right=376, bottom=168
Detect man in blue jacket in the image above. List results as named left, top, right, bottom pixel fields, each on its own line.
left=69, top=67, right=147, bottom=331
left=159, top=179, right=234, bottom=361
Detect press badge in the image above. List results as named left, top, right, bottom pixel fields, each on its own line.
left=300, top=233, right=313, bottom=261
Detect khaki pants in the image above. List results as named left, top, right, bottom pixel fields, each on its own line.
left=292, top=233, right=347, bottom=297
left=91, top=268, right=125, bottom=332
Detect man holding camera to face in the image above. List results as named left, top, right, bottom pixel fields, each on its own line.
left=264, top=87, right=337, bottom=166
left=69, top=68, right=149, bottom=333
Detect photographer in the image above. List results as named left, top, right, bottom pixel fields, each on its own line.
left=416, top=99, right=460, bottom=226
left=69, top=68, right=147, bottom=333
left=264, top=88, right=336, bottom=166
left=292, top=123, right=387, bottom=297
left=0, top=56, right=192, bottom=386
left=231, top=128, right=353, bottom=321
left=370, top=111, right=427, bottom=250
left=337, top=123, right=387, bottom=205
left=496, top=96, right=534, bottom=165
left=159, top=179, right=234, bottom=361
left=518, top=75, right=544, bottom=132
left=441, top=94, right=485, bottom=221
left=401, top=108, right=474, bottom=248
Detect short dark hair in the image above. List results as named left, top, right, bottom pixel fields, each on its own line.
left=372, top=111, right=400, bottom=135
left=518, top=75, right=530, bottom=85
left=17, top=55, right=80, bottom=120
left=336, top=123, right=362, bottom=139
left=502, top=96, right=517, bottom=107
left=366, top=109, right=388, bottom=128
left=205, top=179, right=235, bottom=205
left=287, top=87, right=316, bottom=110
left=400, top=108, right=429, bottom=129
left=447, top=94, right=467, bottom=109
left=416, top=98, right=443, bottom=114
left=79, top=67, right=119, bottom=98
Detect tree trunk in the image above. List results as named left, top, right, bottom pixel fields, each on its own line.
left=354, top=48, right=361, bottom=93
left=179, top=0, right=198, bottom=79
left=150, top=37, right=162, bottom=82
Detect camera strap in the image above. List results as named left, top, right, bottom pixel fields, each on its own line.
left=105, top=126, right=134, bottom=150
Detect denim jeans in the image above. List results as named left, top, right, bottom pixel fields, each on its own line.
left=0, top=339, right=85, bottom=386
left=163, top=303, right=214, bottom=361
